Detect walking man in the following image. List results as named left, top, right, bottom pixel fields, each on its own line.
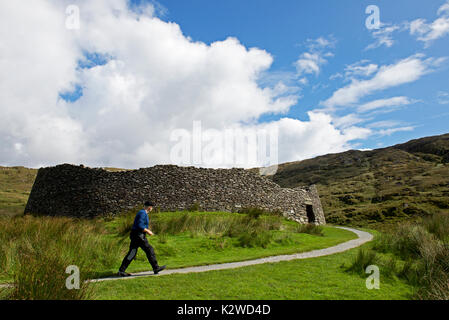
left=118, top=201, right=166, bottom=277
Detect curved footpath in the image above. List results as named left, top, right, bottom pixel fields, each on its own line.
left=89, top=226, right=373, bottom=283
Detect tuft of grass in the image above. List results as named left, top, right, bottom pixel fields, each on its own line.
left=238, top=207, right=283, bottom=218
left=157, top=232, right=168, bottom=244
left=187, top=202, right=201, bottom=212
left=239, top=207, right=264, bottom=219
left=151, top=212, right=282, bottom=239
left=0, top=215, right=123, bottom=299
left=345, top=248, right=379, bottom=275
left=114, top=208, right=138, bottom=237
left=237, top=229, right=273, bottom=248
left=422, top=212, right=449, bottom=242
left=274, top=234, right=293, bottom=245
left=8, top=244, right=93, bottom=300
left=294, top=223, right=324, bottom=236
left=370, top=212, right=449, bottom=300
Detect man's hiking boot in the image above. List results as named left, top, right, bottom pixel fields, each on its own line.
left=117, top=271, right=132, bottom=277
left=154, top=265, right=166, bottom=275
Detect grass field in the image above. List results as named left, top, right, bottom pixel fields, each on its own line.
left=102, top=211, right=357, bottom=277
left=92, top=240, right=413, bottom=300
left=0, top=210, right=359, bottom=299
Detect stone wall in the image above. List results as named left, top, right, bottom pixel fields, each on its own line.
left=24, top=164, right=326, bottom=224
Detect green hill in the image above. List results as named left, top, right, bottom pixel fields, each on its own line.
left=269, top=133, right=449, bottom=229
left=0, top=166, right=37, bottom=216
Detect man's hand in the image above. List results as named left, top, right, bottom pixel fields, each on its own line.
left=143, top=228, right=154, bottom=236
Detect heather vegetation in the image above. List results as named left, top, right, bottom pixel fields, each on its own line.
left=271, top=133, right=449, bottom=231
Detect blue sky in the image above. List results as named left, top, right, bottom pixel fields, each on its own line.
left=1, top=0, right=448, bottom=168
left=150, top=0, right=449, bottom=149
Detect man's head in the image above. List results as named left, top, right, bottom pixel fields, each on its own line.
left=144, top=201, right=155, bottom=212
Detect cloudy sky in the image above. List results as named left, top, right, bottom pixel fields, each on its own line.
left=1, top=0, right=448, bottom=169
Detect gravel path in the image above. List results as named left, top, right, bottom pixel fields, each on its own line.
left=89, top=226, right=373, bottom=283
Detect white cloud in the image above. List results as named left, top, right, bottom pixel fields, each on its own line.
left=0, top=1, right=368, bottom=168
left=322, top=54, right=445, bottom=108
left=357, top=96, right=414, bottom=113
left=329, top=73, right=343, bottom=81
left=344, top=60, right=379, bottom=78
left=331, top=113, right=366, bottom=129
left=295, top=52, right=325, bottom=76
left=366, top=120, right=402, bottom=129
left=409, top=1, right=449, bottom=46
left=366, top=24, right=400, bottom=50
left=366, top=120, right=415, bottom=137
left=295, top=36, right=336, bottom=77
left=438, top=1, right=449, bottom=15
left=260, top=113, right=371, bottom=163
left=330, top=60, right=378, bottom=83
left=305, top=36, right=336, bottom=51
left=298, top=77, right=308, bottom=85
left=437, top=91, right=449, bottom=104
left=377, top=126, right=415, bottom=136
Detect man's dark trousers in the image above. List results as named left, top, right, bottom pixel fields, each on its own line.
left=119, top=230, right=159, bottom=272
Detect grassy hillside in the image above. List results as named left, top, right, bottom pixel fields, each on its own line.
left=0, top=166, right=37, bottom=217
left=270, top=133, right=449, bottom=230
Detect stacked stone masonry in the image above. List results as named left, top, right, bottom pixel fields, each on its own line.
left=24, top=164, right=326, bottom=225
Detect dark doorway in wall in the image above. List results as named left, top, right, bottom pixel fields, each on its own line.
left=306, top=205, right=315, bottom=223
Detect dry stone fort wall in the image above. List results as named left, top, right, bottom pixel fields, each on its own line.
left=24, top=164, right=326, bottom=224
